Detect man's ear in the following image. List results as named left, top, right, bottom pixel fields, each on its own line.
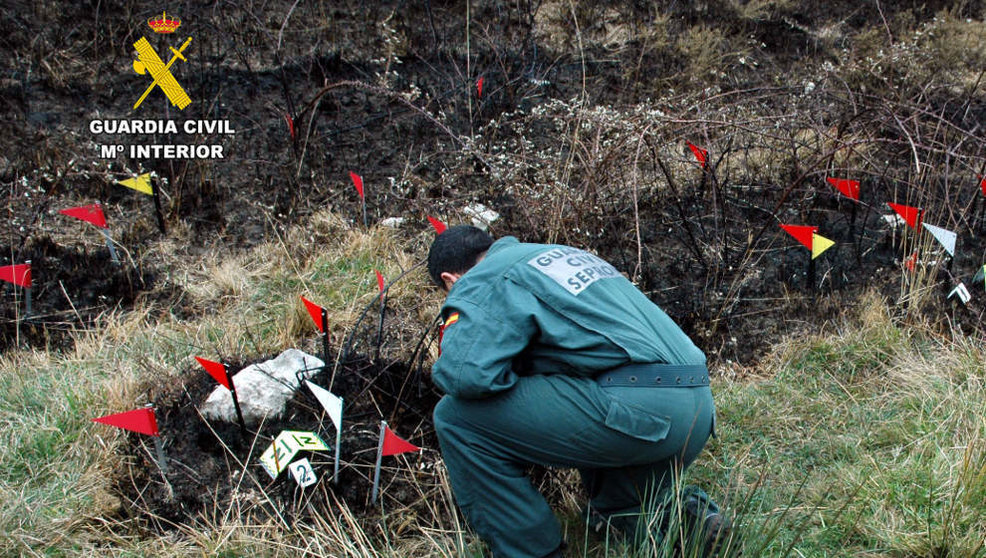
left=440, top=271, right=461, bottom=291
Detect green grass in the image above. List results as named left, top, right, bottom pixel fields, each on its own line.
left=2, top=221, right=985, bottom=557
left=0, top=351, right=109, bottom=555
left=0, top=220, right=432, bottom=557
left=699, top=299, right=986, bottom=557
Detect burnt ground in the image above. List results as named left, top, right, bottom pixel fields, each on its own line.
left=117, top=352, right=445, bottom=530
left=2, top=0, right=986, bottom=538
left=0, top=234, right=189, bottom=351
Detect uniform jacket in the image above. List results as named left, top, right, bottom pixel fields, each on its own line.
left=432, top=237, right=705, bottom=398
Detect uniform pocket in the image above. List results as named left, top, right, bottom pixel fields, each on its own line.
left=602, top=396, right=671, bottom=442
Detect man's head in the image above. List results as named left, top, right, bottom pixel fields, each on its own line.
left=427, top=225, right=494, bottom=291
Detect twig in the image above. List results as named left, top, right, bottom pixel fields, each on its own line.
left=890, top=109, right=922, bottom=175
left=629, top=124, right=651, bottom=282
left=58, top=280, right=83, bottom=323
left=276, top=0, right=302, bottom=52
left=651, top=144, right=709, bottom=271
left=874, top=0, right=894, bottom=44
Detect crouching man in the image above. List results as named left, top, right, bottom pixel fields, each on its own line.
left=428, top=226, right=727, bottom=557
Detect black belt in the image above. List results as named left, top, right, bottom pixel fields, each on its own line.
left=596, top=363, right=709, bottom=388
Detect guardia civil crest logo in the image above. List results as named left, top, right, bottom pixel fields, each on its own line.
left=131, top=11, right=192, bottom=110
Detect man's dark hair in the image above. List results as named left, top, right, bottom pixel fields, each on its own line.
left=427, top=225, right=494, bottom=288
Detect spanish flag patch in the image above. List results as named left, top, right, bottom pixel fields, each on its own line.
left=438, top=312, right=460, bottom=356
left=443, top=312, right=460, bottom=328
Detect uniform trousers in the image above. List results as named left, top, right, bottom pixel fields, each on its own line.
left=433, top=373, right=715, bottom=558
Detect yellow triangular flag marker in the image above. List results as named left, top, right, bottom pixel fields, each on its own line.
left=117, top=173, right=153, bottom=195
left=811, top=233, right=835, bottom=259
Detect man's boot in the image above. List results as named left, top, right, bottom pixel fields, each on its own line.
left=682, top=485, right=734, bottom=557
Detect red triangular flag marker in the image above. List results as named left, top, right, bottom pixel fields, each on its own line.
left=477, top=76, right=484, bottom=98
left=285, top=113, right=295, bottom=140
left=301, top=296, right=326, bottom=332
left=428, top=216, right=447, bottom=235
left=826, top=177, right=860, bottom=201
left=979, top=175, right=985, bottom=196
left=60, top=203, right=107, bottom=229
left=687, top=142, right=708, bottom=168
left=350, top=171, right=364, bottom=200
left=888, top=202, right=922, bottom=230
left=0, top=263, right=31, bottom=288
left=195, top=356, right=230, bottom=390
left=92, top=407, right=159, bottom=437
left=382, top=425, right=421, bottom=456
left=375, top=270, right=385, bottom=300
left=905, top=251, right=917, bottom=272
left=780, top=224, right=818, bottom=250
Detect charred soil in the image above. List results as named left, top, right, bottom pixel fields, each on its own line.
left=115, top=352, right=443, bottom=530
left=3, top=0, right=985, bottom=540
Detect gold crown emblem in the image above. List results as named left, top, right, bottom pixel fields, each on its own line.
left=147, top=11, right=181, bottom=34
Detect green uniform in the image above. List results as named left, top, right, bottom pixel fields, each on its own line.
left=432, top=237, right=715, bottom=558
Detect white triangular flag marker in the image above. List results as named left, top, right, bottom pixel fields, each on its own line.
left=305, top=380, right=343, bottom=484
left=948, top=283, right=971, bottom=304
left=923, top=223, right=957, bottom=257
left=306, top=381, right=342, bottom=430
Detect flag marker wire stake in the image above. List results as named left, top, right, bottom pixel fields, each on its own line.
left=145, top=404, right=169, bottom=475
left=100, top=229, right=120, bottom=264
left=350, top=171, right=368, bottom=227
left=332, top=399, right=342, bottom=484
left=320, top=307, right=330, bottom=367
left=371, top=421, right=387, bottom=504
left=808, top=252, right=816, bottom=294
left=224, top=364, right=248, bottom=436
left=151, top=177, right=167, bottom=234
left=153, top=435, right=169, bottom=475
left=24, top=260, right=32, bottom=318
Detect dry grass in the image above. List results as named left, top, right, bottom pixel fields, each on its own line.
left=0, top=213, right=446, bottom=556
left=3, top=4, right=986, bottom=555
left=3, top=206, right=986, bottom=557
left=710, top=292, right=986, bottom=556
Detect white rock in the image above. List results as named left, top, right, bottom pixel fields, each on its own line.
left=463, top=203, right=499, bottom=230
left=379, top=217, right=405, bottom=228
left=199, top=349, right=324, bottom=425
left=882, top=214, right=905, bottom=227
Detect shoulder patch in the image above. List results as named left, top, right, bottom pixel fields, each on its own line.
left=443, top=312, right=460, bottom=327
left=527, top=248, right=620, bottom=295
left=438, top=312, right=460, bottom=356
